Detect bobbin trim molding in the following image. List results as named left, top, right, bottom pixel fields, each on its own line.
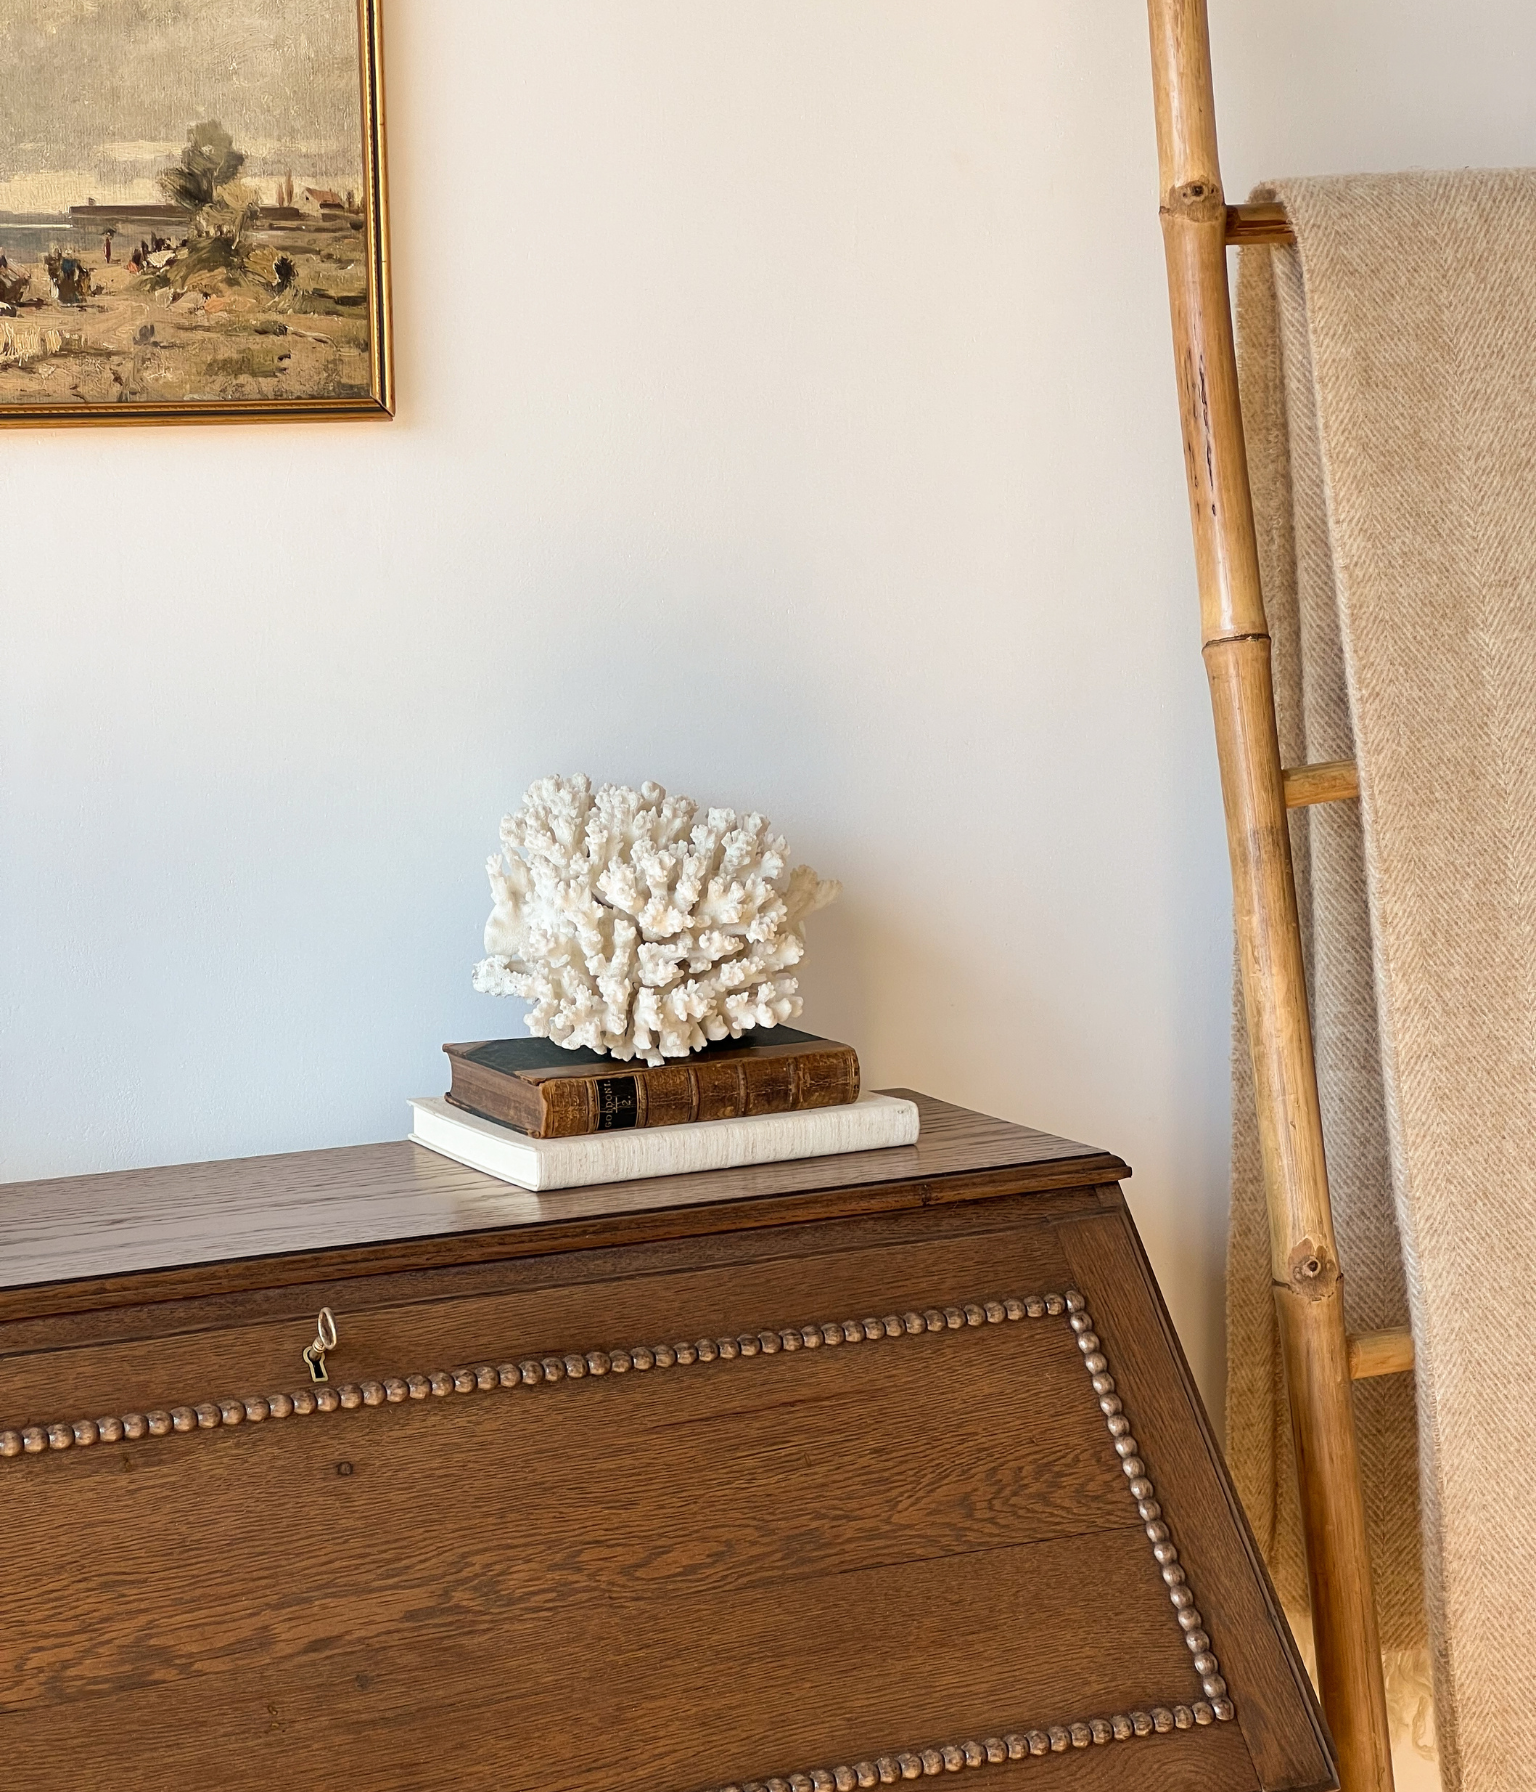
left=0, top=1287, right=1234, bottom=1774
left=701, top=1695, right=1226, bottom=1792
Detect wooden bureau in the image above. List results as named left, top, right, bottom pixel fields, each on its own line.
left=0, top=1093, right=1333, bottom=1792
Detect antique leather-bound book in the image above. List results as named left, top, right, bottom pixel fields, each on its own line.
left=442, top=1026, right=860, bottom=1137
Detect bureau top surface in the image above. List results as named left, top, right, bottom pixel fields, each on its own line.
left=0, top=1093, right=1127, bottom=1301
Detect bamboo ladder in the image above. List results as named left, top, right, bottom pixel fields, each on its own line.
left=1146, top=5, right=1413, bottom=1791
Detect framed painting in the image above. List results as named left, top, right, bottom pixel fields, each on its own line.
left=0, top=0, right=390, bottom=425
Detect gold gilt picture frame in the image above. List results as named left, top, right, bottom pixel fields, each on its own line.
left=0, top=0, right=391, bottom=426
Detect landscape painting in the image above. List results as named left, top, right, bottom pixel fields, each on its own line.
left=0, top=0, right=389, bottom=424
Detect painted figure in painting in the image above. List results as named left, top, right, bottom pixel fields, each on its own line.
left=0, top=0, right=386, bottom=417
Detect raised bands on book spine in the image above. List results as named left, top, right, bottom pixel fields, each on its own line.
left=447, top=1044, right=859, bottom=1139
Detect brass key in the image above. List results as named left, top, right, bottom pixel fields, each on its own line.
left=302, top=1307, right=338, bottom=1383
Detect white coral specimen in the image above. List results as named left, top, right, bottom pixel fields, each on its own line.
left=472, top=775, right=840, bottom=1065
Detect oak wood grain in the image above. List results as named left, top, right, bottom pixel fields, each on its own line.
left=4, top=1326, right=1135, bottom=1706
left=0, top=1659, right=1263, bottom=1792
left=0, top=1213, right=1078, bottom=1436
left=0, top=1102, right=1330, bottom=1790
left=1061, top=1204, right=1333, bottom=1792
left=0, top=1185, right=1096, bottom=1359
left=0, top=1242, right=1256, bottom=1792
left=0, top=1536, right=1250, bottom=1792
left=0, top=1092, right=1128, bottom=1324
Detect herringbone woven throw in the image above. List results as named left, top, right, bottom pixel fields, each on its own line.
left=1232, top=170, right=1536, bottom=1792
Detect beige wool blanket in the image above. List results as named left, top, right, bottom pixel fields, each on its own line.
left=1230, top=170, right=1536, bottom=1792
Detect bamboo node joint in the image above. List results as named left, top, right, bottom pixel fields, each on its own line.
left=1164, top=178, right=1227, bottom=225
left=1286, top=1238, right=1339, bottom=1301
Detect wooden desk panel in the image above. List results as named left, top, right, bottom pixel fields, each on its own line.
left=0, top=1098, right=1331, bottom=1791
left=0, top=1092, right=1127, bottom=1321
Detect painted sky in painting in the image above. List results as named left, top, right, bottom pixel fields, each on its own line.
left=0, top=0, right=364, bottom=213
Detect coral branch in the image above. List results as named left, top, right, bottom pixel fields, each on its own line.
left=472, top=775, right=840, bottom=1065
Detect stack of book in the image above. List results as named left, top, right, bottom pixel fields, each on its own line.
left=409, top=1027, right=919, bottom=1191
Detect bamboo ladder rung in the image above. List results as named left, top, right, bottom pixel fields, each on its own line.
left=1283, top=759, right=1361, bottom=808
left=1225, top=201, right=1297, bottom=246
left=1285, top=756, right=1396, bottom=1384
left=1347, top=1326, right=1416, bottom=1382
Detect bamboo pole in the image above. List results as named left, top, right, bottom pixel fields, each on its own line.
left=1145, top=4, right=1395, bottom=1787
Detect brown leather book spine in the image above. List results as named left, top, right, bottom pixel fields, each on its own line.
left=791, top=1047, right=862, bottom=1111
left=535, top=1078, right=593, bottom=1137
left=637, top=1064, right=695, bottom=1129
left=448, top=1042, right=859, bottom=1139
left=660, top=1044, right=859, bottom=1129
left=692, top=1056, right=747, bottom=1122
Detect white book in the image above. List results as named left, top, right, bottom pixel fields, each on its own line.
left=408, top=1092, right=921, bottom=1193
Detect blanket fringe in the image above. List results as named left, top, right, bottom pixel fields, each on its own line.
left=1290, top=1610, right=1439, bottom=1775
left=1383, top=1646, right=1437, bottom=1762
